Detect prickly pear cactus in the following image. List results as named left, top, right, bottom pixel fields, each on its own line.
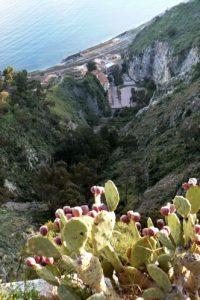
left=143, top=287, right=164, bottom=300
left=62, top=218, right=89, bottom=253
left=158, top=254, right=172, bottom=272
left=158, top=231, right=175, bottom=250
left=183, top=214, right=195, bottom=246
left=167, top=213, right=182, bottom=246
left=75, top=251, right=105, bottom=292
left=25, top=177, right=200, bottom=300
left=36, top=265, right=60, bottom=286
left=129, top=237, right=157, bottom=268
left=147, top=264, right=171, bottom=293
left=91, top=211, right=115, bottom=252
left=27, top=236, right=61, bottom=258
left=173, top=196, right=191, bottom=218
left=104, top=180, right=119, bottom=211
left=186, top=186, right=200, bottom=214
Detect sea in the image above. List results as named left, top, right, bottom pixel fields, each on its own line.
left=0, top=0, right=183, bottom=71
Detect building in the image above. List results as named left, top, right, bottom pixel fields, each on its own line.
left=91, top=70, right=110, bottom=91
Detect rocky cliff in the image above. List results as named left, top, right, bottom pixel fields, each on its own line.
left=128, top=0, right=200, bottom=85
left=129, top=42, right=199, bottom=84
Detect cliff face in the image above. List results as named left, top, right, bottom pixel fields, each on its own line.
left=128, top=0, right=200, bottom=85
left=129, top=42, right=199, bottom=85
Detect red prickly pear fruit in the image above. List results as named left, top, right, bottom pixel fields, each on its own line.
left=54, top=236, right=62, bottom=246
left=135, top=222, right=141, bottom=231
left=169, top=203, right=176, bottom=214
left=188, top=178, right=197, bottom=187
left=54, top=218, right=61, bottom=229
left=148, top=227, right=159, bottom=237
left=90, top=186, right=104, bottom=195
left=182, top=183, right=190, bottom=190
left=142, top=228, right=149, bottom=236
left=63, top=206, right=72, bottom=214
left=92, top=204, right=100, bottom=212
left=40, top=256, right=47, bottom=266
left=39, top=225, right=48, bottom=236
left=87, top=210, right=98, bottom=218
left=157, top=219, right=165, bottom=229
left=72, top=207, right=82, bottom=217
left=26, top=257, right=36, bottom=267
left=120, top=215, right=130, bottom=224
left=132, top=212, right=141, bottom=222
left=34, top=256, right=42, bottom=264
left=127, top=210, right=134, bottom=219
left=66, top=213, right=73, bottom=220
left=194, top=235, right=200, bottom=246
left=194, top=225, right=200, bottom=234
left=99, top=203, right=108, bottom=211
left=45, top=257, right=54, bottom=265
left=160, top=206, right=170, bottom=216
left=91, top=186, right=99, bottom=194
left=81, top=205, right=89, bottom=215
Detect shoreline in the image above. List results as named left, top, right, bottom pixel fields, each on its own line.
left=29, top=24, right=145, bottom=80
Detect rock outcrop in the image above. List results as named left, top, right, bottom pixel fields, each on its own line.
left=129, top=41, right=199, bottom=85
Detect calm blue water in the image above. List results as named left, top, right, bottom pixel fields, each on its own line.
left=0, top=0, right=183, bottom=71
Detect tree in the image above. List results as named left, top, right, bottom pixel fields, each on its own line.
left=14, top=70, right=28, bottom=93
left=87, top=61, right=97, bottom=72
left=3, top=66, right=14, bottom=85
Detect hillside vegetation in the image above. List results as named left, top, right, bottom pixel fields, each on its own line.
left=129, top=0, right=200, bottom=56
left=0, top=69, right=111, bottom=204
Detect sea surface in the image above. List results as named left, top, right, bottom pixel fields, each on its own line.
left=0, top=0, right=183, bottom=71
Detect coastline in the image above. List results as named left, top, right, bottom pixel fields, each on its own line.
left=29, top=25, right=144, bottom=80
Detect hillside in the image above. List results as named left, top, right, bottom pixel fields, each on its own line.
left=128, top=0, right=200, bottom=84
left=102, top=0, right=200, bottom=217
left=129, top=0, right=200, bottom=56
left=0, top=71, right=111, bottom=204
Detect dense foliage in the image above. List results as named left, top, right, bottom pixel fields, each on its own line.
left=129, top=0, right=200, bottom=56
left=0, top=68, right=111, bottom=205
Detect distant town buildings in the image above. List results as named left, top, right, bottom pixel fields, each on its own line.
left=91, top=70, right=109, bottom=91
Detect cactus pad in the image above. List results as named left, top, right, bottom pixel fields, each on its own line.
left=157, top=232, right=175, bottom=250
left=173, top=196, right=191, bottom=218
left=147, top=264, right=171, bottom=293
left=27, top=236, right=61, bottom=258
left=158, top=254, right=171, bottom=272
left=36, top=265, right=60, bottom=286
left=186, top=186, right=200, bottom=214
left=143, top=287, right=164, bottom=300
left=147, top=217, right=154, bottom=228
left=92, top=211, right=115, bottom=252
left=130, top=237, right=157, bottom=268
left=167, top=213, right=182, bottom=246
left=76, top=251, right=105, bottom=292
left=120, top=266, right=152, bottom=289
left=183, top=214, right=195, bottom=246
left=104, top=180, right=119, bottom=211
left=62, top=218, right=89, bottom=253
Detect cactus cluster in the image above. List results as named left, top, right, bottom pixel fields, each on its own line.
left=25, top=178, right=200, bottom=299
